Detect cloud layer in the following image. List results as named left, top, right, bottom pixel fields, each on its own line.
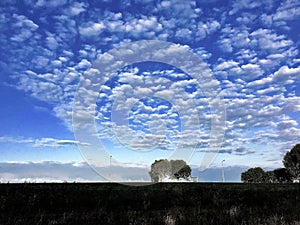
left=0, top=0, right=300, bottom=177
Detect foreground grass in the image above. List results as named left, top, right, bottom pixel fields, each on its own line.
left=0, top=182, right=299, bottom=225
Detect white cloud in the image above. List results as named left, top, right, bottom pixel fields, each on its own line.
left=36, top=0, right=67, bottom=8
left=247, top=76, right=271, bottom=87
left=236, top=12, right=258, bottom=24
left=229, top=0, right=262, bottom=15
left=12, top=14, right=39, bottom=30
left=46, top=35, right=59, bottom=50
left=218, top=26, right=252, bottom=54
left=77, top=59, right=91, bottom=70
left=218, top=38, right=233, bottom=53
left=273, top=0, right=300, bottom=22
left=66, top=2, right=87, bottom=16
left=79, top=22, right=105, bottom=37
left=0, top=136, right=89, bottom=148
left=241, top=63, right=264, bottom=79
left=256, top=86, right=282, bottom=95
left=0, top=136, right=34, bottom=144
left=9, top=14, right=39, bottom=42
left=124, top=16, right=163, bottom=39
left=0, top=161, right=150, bottom=183
left=215, top=60, right=239, bottom=71
left=33, top=138, right=90, bottom=148
left=250, top=28, right=293, bottom=51
left=195, top=20, right=220, bottom=41
left=248, top=65, right=300, bottom=88
left=273, top=65, right=300, bottom=82
left=11, top=29, right=33, bottom=42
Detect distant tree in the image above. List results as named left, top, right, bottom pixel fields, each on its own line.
left=149, top=159, right=191, bottom=182
left=273, top=168, right=292, bottom=183
left=174, top=164, right=191, bottom=180
left=283, top=144, right=300, bottom=181
left=149, top=159, right=171, bottom=182
left=241, top=167, right=266, bottom=183
left=170, top=160, right=186, bottom=179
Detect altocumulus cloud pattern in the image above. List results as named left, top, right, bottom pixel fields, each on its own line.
left=0, top=0, right=300, bottom=182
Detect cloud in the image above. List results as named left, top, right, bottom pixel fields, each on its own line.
left=65, top=2, right=87, bottom=16
left=250, top=28, right=293, bottom=52
left=10, top=14, right=39, bottom=42
left=79, top=22, right=106, bottom=37
left=91, top=65, right=218, bottom=153
left=1, top=0, right=300, bottom=173
left=215, top=60, right=239, bottom=71
left=256, top=86, right=282, bottom=95
left=46, top=35, right=59, bottom=50
left=241, top=63, right=264, bottom=79
left=35, top=0, right=67, bottom=8
left=0, top=136, right=34, bottom=144
left=0, top=161, right=150, bottom=183
left=33, top=138, right=90, bottom=148
left=0, top=136, right=90, bottom=148
left=273, top=65, right=300, bottom=83
left=273, top=0, right=300, bottom=22
left=248, top=65, right=300, bottom=88
left=229, top=0, right=262, bottom=15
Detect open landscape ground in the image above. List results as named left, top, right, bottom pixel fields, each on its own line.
left=0, top=183, right=300, bottom=225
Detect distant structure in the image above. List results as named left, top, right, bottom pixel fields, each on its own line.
left=221, top=160, right=225, bottom=182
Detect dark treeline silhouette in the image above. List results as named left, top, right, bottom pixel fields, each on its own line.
left=242, top=144, right=300, bottom=183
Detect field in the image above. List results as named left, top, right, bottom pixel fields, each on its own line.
left=0, top=183, right=300, bottom=225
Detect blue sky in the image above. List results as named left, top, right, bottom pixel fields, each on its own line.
left=0, top=0, right=300, bottom=182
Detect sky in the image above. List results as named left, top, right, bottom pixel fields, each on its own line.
left=0, top=0, right=300, bottom=182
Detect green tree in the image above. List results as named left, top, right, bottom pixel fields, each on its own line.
left=283, top=144, right=300, bottom=181
left=241, top=167, right=266, bottom=183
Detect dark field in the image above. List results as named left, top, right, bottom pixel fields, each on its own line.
left=0, top=183, right=300, bottom=225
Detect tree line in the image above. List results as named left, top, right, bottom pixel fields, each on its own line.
left=241, top=144, right=300, bottom=183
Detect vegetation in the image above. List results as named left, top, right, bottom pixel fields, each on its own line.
left=283, top=143, right=300, bottom=181
left=0, top=183, right=300, bottom=225
left=149, top=159, right=191, bottom=182
left=241, top=167, right=266, bottom=183
left=242, top=143, right=300, bottom=183
left=274, top=168, right=293, bottom=183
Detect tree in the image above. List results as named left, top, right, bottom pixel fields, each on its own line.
left=283, top=144, right=300, bottom=181
left=170, top=160, right=186, bottom=179
left=241, top=167, right=266, bottom=183
left=149, top=159, right=191, bottom=182
left=263, top=170, right=276, bottom=183
left=273, top=168, right=292, bottom=183
left=149, top=159, right=171, bottom=182
left=174, top=164, right=191, bottom=180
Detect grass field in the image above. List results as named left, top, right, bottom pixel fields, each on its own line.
left=0, top=182, right=300, bottom=225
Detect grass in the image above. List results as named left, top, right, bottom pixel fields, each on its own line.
left=0, top=182, right=299, bottom=225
